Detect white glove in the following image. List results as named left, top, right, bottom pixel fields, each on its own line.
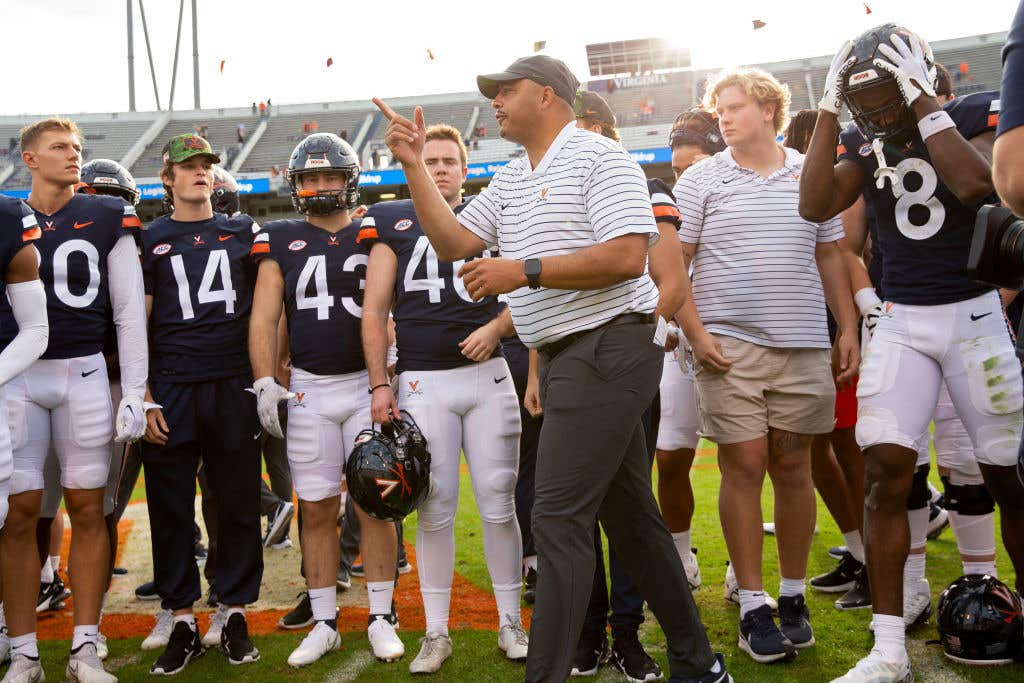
left=114, top=395, right=146, bottom=443
left=253, top=376, right=294, bottom=439
left=818, top=40, right=856, bottom=114
left=862, top=302, right=884, bottom=339
left=875, top=33, right=936, bottom=106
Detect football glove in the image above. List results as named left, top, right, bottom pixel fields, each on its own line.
left=114, top=394, right=146, bottom=443
left=819, top=40, right=856, bottom=115
left=253, top=376, right=294, bottom=439
left=875, top=33, right=936, bottom=106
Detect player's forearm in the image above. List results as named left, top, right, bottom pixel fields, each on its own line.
left=800, top=112, right=847, bottom=222
left=404, top=160, right=481, bottom=261
left=914, top=98, right=994, bottom=205
left=249, top=313, right=278, bottom=380
left=362, top=310, right=391, bottom=388
left=108, top=236, right=148, bottom=399
left=537, top=234, right=647, bottom=290
left=817, top=241, right=859, bottom=334
left=0, top=280, right=47, bottom=386
left=493, top=306, right=515, bottom=338
left=842, top=248, right=873, bottom=297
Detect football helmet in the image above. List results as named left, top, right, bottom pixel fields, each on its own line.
left=936, top=574, right=1024, bottom=665
left=212, top=166, right=240, bottom=215
left=843, top=23, right=936, bottom=141
left=669, top=109, right=725, bottom=154
left=346, top=411, right=431, bottom=521
left=287, top=133, right=360, bottom=216
left=77, top=158, right=140, bottom=206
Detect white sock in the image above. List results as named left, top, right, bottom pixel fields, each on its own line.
left=928, top=482, right=941, bottom=503
left=738, top=589, right=767, bottom=619
left=71, top=625, right=98, bottom=651
left=523, top=555, right=537, bottom=573
left=480, top=519, right=523, bottom=625
left=422, top=588, right=451, bottom=636
left=779, top=577, right=805, bottom=598
left=949, top=510, right=998, bottom=576
left=964, top=560, right=997, bottom=576
left=493, top=581, right=522, bottom=625
left=10, top=632, right=38, bottom=659
left=367, top=581, right=395, bottom=617
left=903, top=553, right=926, bottom=588
left=173, top=614, right=197, bottom=631
left=308, top=586, right=337, bottom=623
left=49, top=555, right=60, bottom=572
left=671, top=530, right=692, bottom=564
left=871, top=614, right=907, bottom=663
left=39, top=560, right=54, bottom=585
left=908, top=506, right=929, bottom=550
left=842, top=530, right=865, bottom=563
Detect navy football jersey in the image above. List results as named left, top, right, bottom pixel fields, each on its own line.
left=648, top=178, right=682, bottom=230
left=838, top=91, right=1000, bottom=305
left=360, top=199, right=504, bottom=373
left=0, top=193, right=140, bottom=359
left=142, top=212, right=257, bottom=382
left=252, top=218, right=369, bottom=376
left=0, top=196, right=43, bottom=354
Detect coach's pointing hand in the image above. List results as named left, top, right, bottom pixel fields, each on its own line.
left=373, top=98, right=425, bottom=167
left=458, top=258, right=527, bottom=301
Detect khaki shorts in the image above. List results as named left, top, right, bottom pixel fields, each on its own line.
left=693, top=334, right=835, bottom=444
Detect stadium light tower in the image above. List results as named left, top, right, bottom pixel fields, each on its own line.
left=126, top=0, right=135, bottom=111
left=192, top=0, right=200, bottom=109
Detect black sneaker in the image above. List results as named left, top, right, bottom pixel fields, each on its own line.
left=810, top=553, right=863, bottom=593
left=926, top=501, right=949, bottom=540
left=262, top=501, right=294, bottom=548
left=777, top=594, right=814, bottom=648
left=570, top=630, right=607, bottom=676
left=827, top=545, right=848, bottom=560
left=221, top=612, right=259, bottom=665
left=37, top=580, right=69, bottom=613
left=834, top=567, right=871, bottom=610
left=738, top=604, right=796, bottom=664
left=337, top=565, right=351, bottom=591
left=523, top=568, right=537, bottom=605
left=611, top=632, right=663, bottom=681
left=136, top=580, right=160, bottom=601
left=278, top=592, right=314, bottom=630
left=350, top=563, right=365, bottom=577
left=667, top=653, right=732, bottom=683
left=151, top=621, right=204, bottom=675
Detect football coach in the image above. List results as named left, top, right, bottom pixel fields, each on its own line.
left=374, top=55, right=727, bottom=683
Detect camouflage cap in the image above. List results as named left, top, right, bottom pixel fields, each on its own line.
left=162, top=133, right=221, bottom=164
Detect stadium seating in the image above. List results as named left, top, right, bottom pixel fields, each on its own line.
left=131, top=114, right=260, bottom=178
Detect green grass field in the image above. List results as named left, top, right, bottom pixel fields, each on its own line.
left=34, top=443, right=1018, bottom=682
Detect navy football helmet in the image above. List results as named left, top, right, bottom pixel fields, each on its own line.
left=843, top=23, right=936, bottom=141
left=77, top=158, right=140, bottom=206
left=287, top=133, right=360, bottom=216
left=212, top=166, right=241, bottom=215
left=937, top=574, right=1024, bottom=666
left=346, top=411, right=431, bottom=522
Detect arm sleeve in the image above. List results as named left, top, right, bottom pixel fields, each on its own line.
left=999, top=0, right=1024, bottom=137
left=355, top=215, right=382, bottom=251
left=648, top=178, right=683, bottom=230
left=817, top=214, right=846, bottom=243
left=674, top=167, right=705, bottom=244
left=585, top=149, right=659, bottom=244
left=456, top=183, right=501, bottom=249
left=0, top=279, right=48, bottom=386
left=107, top=234, right=148, bottom=400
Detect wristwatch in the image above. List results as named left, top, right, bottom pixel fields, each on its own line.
left=524, top=258, right=542, bottom=289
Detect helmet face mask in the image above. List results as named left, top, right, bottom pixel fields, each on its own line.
left=287, top=133, right=360, bottom=216
left=77, top=158, right=140, bottom=205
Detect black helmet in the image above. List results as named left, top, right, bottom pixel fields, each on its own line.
left=211, top=166, right=240, bottom=215
left=843, top=23, right=936, bottom=141
left=669, top=109, right=725, bottom=154
left=936, top=574, right=1024, bottom=665
left=287, top=133, right=360, bottom=216
left=77, top=158, right=140, bottom=206
left=345, top=411, right=431, bottom=521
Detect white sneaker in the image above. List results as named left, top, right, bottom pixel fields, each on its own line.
left=0, top=627, right=10, bottom=664
left=66, top=643, right=117, bottom=683
left=830, top=650, right=912, bottom=682
left=95, top=633, right=108, bottom=661
left=902, top=580, right=932, bottom=629
left=367, top=615, right=404, bottom=662
left=287, top=622, right=340, bottom=668
left=683, top=550, right=702, bottom=590
left=409, top=631, right=453, bottom=673
left=497, top=614, right=528, bottom=661
left=142, top=609, right=175, bottom=650
left=1, top=654, right=44, bottom=683
left=202, top=605, right=228, bottom=648
left=723, top=563, right=778, bottom=610
left=762, top=523, right=776, bottom=535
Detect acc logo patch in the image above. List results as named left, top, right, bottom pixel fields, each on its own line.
left=288, top=240, right=307, bottom=251
left=394, top=219, right=413, bottom=232
left=859, top=142, right=872, bottom=157
left=152, top=243, right=172, bottom=255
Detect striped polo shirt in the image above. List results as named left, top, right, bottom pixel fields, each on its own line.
left=458, top=122, right=659, bottom=348
left=674, top=147, right=843, bottom=349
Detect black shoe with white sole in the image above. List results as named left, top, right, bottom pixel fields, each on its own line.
left=151, top=621, right=204, bottom=675
left=666, top=653, right=733, bottom=683
left=834, top=568, right=872, bottom=611
left=263, top=501, right=294, bottom=548
left=279, top=592, right=314, bottom=630
left=810, top=553, right=863, bottom=593
left=221, top=612, right=259, bottom=665
left=738, top=605, right=796, bottom=664
left=570, top=630, right=607, bottom=676
left=827, top=545, right=848, bottom=560
left=777, top=595, right=814, bottom=648
left=611, top=633, right=663, bottom=681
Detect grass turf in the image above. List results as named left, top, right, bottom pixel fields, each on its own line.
left=35, top=441, right=1017, bottom=682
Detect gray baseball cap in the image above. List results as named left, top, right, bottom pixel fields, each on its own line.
left=477, top=55, right=580, bottom=107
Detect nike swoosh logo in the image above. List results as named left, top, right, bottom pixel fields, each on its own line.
left=929, top=113, right=943, bottom=121
left=219, top=235, right=234, bottom=241
left=970, top=312, right=992, bottom=321
left=81, top=369, right=98, bottom=377
left=493, top=376, right=507, bottom=384
left=73, top=221, right=93, bottom=229
left=721, top=177, right=736, bottom=184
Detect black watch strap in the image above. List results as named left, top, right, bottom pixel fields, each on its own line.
left=524, top=258, right=542, bottom=289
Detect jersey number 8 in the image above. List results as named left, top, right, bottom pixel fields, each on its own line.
left=894, top=158, right=945, bottom=241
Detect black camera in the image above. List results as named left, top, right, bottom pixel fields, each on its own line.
left=967, top=205, right=1024, bottom=290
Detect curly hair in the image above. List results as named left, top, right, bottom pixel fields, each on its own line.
left=702, top=67, right=792, bottom=135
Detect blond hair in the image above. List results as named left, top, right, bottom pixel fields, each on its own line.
left=20, top=118, right=81, bottom=152
left=424, top=124, right=468, bottom=167
left=702, top=68, right=791, bottom=135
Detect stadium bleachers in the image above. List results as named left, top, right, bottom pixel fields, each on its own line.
left=131, top=114, right=260, bottom=179
left=240, top=109, right=370, bottom=174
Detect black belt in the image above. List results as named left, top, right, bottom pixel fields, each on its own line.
left=538, top=312, right=655, bottom=359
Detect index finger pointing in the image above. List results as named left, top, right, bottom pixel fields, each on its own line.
left=372, top=97, right=398, bottom=121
